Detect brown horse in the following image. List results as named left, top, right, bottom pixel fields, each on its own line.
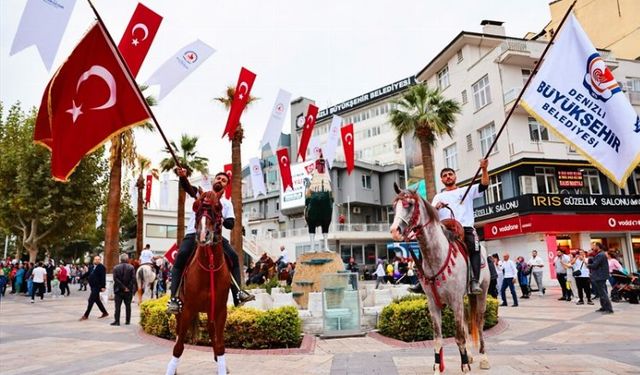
left=166, top=192, right=231, bottom=375
left=390, top=184, right=490, bottom=374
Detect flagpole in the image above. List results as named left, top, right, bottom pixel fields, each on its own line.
left=85, top=0, right=181, bottom=167
left=460, top=0, right=577, bottom=203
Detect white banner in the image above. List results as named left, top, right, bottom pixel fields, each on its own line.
left=249, top=157, right=267, bottom=198
left=10, top=0, right=77, bottom=70
left=260, top=89, right=291, bottom=153
left=145, top=39, right=215, bottom=100
left=307, top=136, right=322, bottom=160
left=322, top=115, right=342, bottom=169
left=521, top=14, right=640, bottom=188
left=280, top=160, right=316, bottom=210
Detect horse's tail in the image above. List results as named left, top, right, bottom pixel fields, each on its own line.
left=468, top=294, right=480, bottom=348
left=136, top=267, right=144, bottom=301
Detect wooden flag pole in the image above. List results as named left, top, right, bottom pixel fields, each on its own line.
left=86, top=0, right=181, bottom=167
left=460, top=0, right=577, bottom=203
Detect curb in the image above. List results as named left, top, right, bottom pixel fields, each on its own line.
left=367, top=318, right=509, bottom=348
left=137, top=328, right=316, bottom=355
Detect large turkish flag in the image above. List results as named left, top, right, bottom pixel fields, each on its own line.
left=35, top=22, right=150, bottom=181
left=222, top=67, right=256, bottom=139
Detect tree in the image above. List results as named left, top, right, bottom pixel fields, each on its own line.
left=103, top=86, right=156, bottom=272
left=215, top=87, right=257, bottom=283
left=389, top=84, right=461, bottom=199
left=135, top=155, right=152, bottom=257
left=159, top=134, right=208, bottom=248
left=0, top=103, right=108, bottom=262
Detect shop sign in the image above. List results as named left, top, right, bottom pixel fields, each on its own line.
left=557, top=170, right=584, bottom=187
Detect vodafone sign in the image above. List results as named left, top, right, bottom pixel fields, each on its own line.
left=484, top=213, right=640, bottom=240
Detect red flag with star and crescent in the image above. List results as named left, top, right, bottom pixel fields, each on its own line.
left=117, top=3, right=163, bottom=78
left=223, top=163, right=233, bottom=200
left=341, top=123, right=355, bottom=175
left=34, top=22, right=151, bottom=181
left=276, top=148, right=293, bottom=191
left=222, top=67, right=256, bottom=139
left=163, top=243, right=178, bottom=265
left=297, top=103, right=318, bottom=162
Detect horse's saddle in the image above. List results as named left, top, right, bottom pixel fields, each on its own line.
left=441, top=218, right=464, bottom=242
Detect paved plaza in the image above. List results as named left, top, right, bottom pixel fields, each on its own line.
left=0, top=286, right=639, bottom=374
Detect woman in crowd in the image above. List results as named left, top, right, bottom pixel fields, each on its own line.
left=516, top=256, right=530, bottom=299
left=374, top=259, right=386, bottom=289
left=572, top=250, right=593, bottom=305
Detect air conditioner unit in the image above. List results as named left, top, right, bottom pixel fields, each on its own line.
left=519, top=175, right=538, bottom=194
left=352, top=207, right=361, bottom=214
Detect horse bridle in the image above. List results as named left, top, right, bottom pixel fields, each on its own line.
left=195, top=199, right=222, bottom=246
left=395, top=192, right=433, bottom=241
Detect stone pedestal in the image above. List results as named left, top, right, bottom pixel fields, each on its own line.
left=291, top=252, right=345, bottom=309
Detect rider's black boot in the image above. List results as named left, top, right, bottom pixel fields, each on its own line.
left=408, top=283, right=424, bottom=294
left=470, top=250, right=482, bottom=295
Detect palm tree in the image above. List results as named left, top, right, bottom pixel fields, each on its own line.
left=159, top=134, right=208, bottom=248
left=103, top=86, right=157, bottom=272
left=135, top=155, right=152, bottom=258
left=214, top=86, right=258, bottom=283
left=389, top=84, right=461, bottom=200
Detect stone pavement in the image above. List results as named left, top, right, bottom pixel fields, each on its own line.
left=0, top=287, right=639, bottom=374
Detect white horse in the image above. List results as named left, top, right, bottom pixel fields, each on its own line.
left=390, top=183, right=491, bottom=374
left=136, top=264, right=157, bottom=304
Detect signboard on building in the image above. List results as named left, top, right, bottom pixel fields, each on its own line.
left=280, top=159, right=329, bottom=210
left=557, top=170, right=584, bottom=187
left=474, top=194, right=640, bottom=221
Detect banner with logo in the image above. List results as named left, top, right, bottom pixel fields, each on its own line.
left=280, top=159, right=317, bottom=210
left=249, top=157, right=266, bottom=198
left=521, top=14, right=640, bottom=188
left=117, top=2, right=163, bottom=78
left=10, top=0, right=77, bottom=71
left=145, top=39, right=215, bottom=100
left=323, top=115, right=342, bottom=169
left=260, top=89, right=291, bottom=153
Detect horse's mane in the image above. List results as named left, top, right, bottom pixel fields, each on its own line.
left=395, top=189, right=458, bottom=240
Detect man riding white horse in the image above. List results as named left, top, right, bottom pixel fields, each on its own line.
left=166, top=169, right=254, bottom=314
left=410, top=159, right=489, bottom=295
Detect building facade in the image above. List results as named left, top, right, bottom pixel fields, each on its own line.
left=416, top=20, right=640, bottom=283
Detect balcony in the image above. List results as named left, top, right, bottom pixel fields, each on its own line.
left=253, top=223, right=391, bottom=241
left=502, top=86, right=528, bottom=114
left=626, top=91, right=640, bottom=106
left=497, top=40, right=538, bottom=65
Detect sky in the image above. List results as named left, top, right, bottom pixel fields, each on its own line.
left=0, top=0, right=551, bottom=175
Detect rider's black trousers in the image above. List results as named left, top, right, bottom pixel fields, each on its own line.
left=463, top=227, right=481, bottom=282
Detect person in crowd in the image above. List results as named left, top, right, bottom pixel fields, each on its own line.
left=30, top=261, right=47, bottom=303
left=487, top=254, right=498, bottom=299
left=606, top=251, right=624, bottom=288
left=492, top=253, right=503, bottom=295
left=516, top=256, right=530, bottom=299
left=554, top=249, right=571, bottom=301
left=79, top=255, right=109, bottom=321
left=45, top=260, right=54, bottom=293
left=78, top=264, right=89, bottom=291
left=24, top=262, right=34, bottom=296
left=112, top=253, right=136, bottom=326
left=346, top=257, right=359, bottom=290
left=588, top=242, right=613, bottom=314
left=572, top=250, right=593, bottom=305
left=527, top=250, right=545, bottom=296
left=0, top=266, right=7, bottom=299
left=51, top=273, right=61, bottom=299
left=385, top=262, right=394, bottom=285
left=500, top=252, right=518, bottom=307
left=407, top=258, right=417, bottom=285
left=14, top=263, right=25, bottom=294
left=565, top=252, right=579, bottom=302
left=58, top=262, right=70, bottom=297
left=374, top=258, right=386, bottom=289
left=276, top=245, right=289, bottom=272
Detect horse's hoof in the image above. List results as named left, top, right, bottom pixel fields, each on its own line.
left=461, top=363, right=471, bottom=373
left=480, top=359, right=490, bottom=370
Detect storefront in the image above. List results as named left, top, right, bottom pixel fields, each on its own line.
left=475, top=193, right=640, bottom=284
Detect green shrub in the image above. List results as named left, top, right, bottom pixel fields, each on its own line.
left=140, top=297, right=302, bottom=349
left=246, top=277, right=291, bottom=294
left=377, top=295, right=499, bottom=342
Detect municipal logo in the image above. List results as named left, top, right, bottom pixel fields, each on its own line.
left=183, top=51, right=198, bottom=64
left=582, top=53, right=620, bottom=102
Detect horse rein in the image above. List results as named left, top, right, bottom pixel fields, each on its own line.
left=395, top=193, right=433, bottom=241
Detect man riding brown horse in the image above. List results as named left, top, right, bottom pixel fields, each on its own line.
left=409, top=159, right=489, bottom=295
left=166, top=169, right=254, bottom=314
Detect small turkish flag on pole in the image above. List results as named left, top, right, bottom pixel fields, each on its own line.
left=117, top=3, right=163, bottom=78
left=341, top=123, right=355, bottom=175
left=223, top=163, right=233, bottom=200
left=34, top=22, right=151, bottom=181
left=276, top=148, right=293, bottom=191
left=163, top=243, right=178, bottom=265
left=297, top=104, right=318, bottom=162
left=222, top=67, right=256, bottom=139
left=145, top=174, right=153, bottom=208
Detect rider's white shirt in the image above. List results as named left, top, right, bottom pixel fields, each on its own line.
left=140, top=249, right=154, bottom=264
left=186, top=194, right=234, bottom=235
left=431, top=185, right=483, bottom=227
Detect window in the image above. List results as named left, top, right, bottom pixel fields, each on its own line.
left=466, top=134, right=473, bottom=151
left=528, top=117, right=549, bottom=142
left=478, top=123, right=497, bottom=155
left=582, top=169, right=602, bottom=195
left=521, top=69, right=532, bottom=85
left=437, top=66, right=450, bottom=90
left=337, top=174, right=342, bottom=189
left=461, top=90, right=468, bottom=105
left=457, top=49, right=463, bottom=63
left=535, top=166, right=558, bottom=194
left=361, top=174, right=372, bottom=189
left=485, top=175, right=502, bottom=204
left=443, top=144, right=458, bottom=170
left=626, top=77, right=640, bottom=92
left=146, top=224, right=178, bottom=238
left=472, top=74, right=491, bottom=110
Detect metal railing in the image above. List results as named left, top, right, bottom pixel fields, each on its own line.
left=250, top=223, right=391, bottom=240
left=503, top=86, right=522, bottom=105
left=500, top=40, right=529, bottom=53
